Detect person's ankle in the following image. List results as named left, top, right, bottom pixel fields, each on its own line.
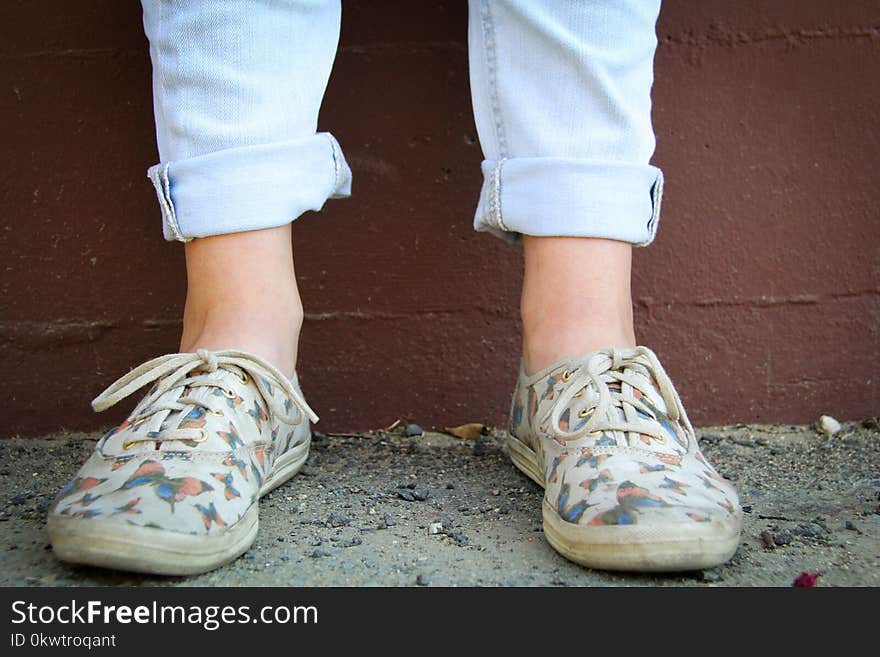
left=179, top=297, right=303, bottom=379
left=520, top=235, right=636, bottom=375
left=521, top=301, right=635, bottom=374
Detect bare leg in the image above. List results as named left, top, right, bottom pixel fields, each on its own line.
left=520, top=236, right=636, bottom=375
left=178, top=225, right=302, bottom=379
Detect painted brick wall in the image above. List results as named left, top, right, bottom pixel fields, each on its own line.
left=1, top=1, right=877, bottom=437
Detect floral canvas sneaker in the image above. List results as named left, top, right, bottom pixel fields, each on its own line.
left=47, top=348, right=318, bottom=575
left=508, top=346, right=742, bottom=571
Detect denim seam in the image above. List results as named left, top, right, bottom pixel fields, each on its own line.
left=324, top=133, right=341, bottom=190
left=489, top=159, right=509, bottom=232
left=148, top=3, right=189, bottom=243
left=480, top=1, right=510, bottom=233
left=480, top=0, right=508, bottom=159
left=638, top=169, right=664, bottom=247
left=155, top=1, right=170, bottom=165
left=147, top=162, right=190, bottom=243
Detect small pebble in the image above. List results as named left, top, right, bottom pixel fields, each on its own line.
left=812, top=516, right=831, bottom=532
left=382, top=513, right=397, bottom=527
left=817, top=415, right=841, bottom=437
left=793, top=523, right=825, bottom=539
left=429, top=522, right=444, bottom=535
left=473, top=436, right=490, bottom=457
left=403, top=424, right=423, bottom=437
left=771, top=529, right=794, bottom=546
left=327, top=512, right=351, bottom=528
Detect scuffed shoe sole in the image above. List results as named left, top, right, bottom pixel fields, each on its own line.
left=507, top=434, right=741, bottom=572
left=47, top=440, right=309, bottom=576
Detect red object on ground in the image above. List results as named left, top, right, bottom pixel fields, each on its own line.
left=792, top=572, right=820, bottom=587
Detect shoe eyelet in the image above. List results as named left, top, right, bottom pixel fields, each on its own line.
left=573, top=388, right=585, bottom=398
left=122, top=440, right=137, bottom=450
left=192, top=428, right=209, bottom=443
left=233, top=370, right=248, bottom=385
left=578, top=408, right=593, bottom=419
left=561, top=369, right=573, bottom=382
left=653, top=434, right=667, bottom=444
left=131, top=417, right=148, bottom=427
left=206, top=408, right=224, bottom=416
left=222, top=389, right=237, bottom=399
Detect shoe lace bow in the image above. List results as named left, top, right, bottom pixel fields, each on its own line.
left=91, top=349, right=318, bottom=449
left=548, top=346, right=694, bottom=447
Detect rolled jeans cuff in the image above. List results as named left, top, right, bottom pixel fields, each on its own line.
left=147, top=132, right=352, bottom=242
left=473, top=158, right=664, bottom=247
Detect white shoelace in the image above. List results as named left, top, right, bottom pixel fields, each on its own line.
left=92, top=349, right=318, bottom=447
left=548, top=346, right=694, bottom=446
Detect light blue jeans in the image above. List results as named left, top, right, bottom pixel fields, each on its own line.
left=141, top=0, right=663, bottom=246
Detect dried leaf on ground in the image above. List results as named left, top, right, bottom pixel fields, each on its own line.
left=443, top=423, right=488, bottom=440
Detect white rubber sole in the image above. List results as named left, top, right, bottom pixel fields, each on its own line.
left=47, top=440, right=310, bottom=576
left=507, top=434, right=742, bottom=572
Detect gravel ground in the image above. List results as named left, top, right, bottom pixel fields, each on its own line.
left=1, top=421, right=878, bottom=587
